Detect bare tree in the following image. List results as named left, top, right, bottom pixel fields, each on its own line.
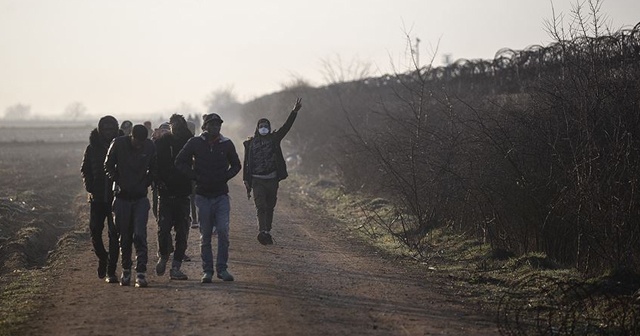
left=3, top=103, right=31, bottom=120
left=320, top=54, right=373, bottom=85
left=63, top=102, right=88, bottom=120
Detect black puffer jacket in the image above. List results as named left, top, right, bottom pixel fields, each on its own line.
left=175, top=132, right=241, bottom=198
left=154, top=130, right=193, bottom=198
left=81, top=128, right=113, bottom=203
left=105, top=135, right=156, bottom=200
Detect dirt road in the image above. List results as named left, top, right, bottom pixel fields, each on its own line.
left=22, top=167, right=498, bottom=335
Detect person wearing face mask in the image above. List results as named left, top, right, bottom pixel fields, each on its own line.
left=243, top=98, right=302, bottom=245
left=81, top=115, right=120, bottom=282
left=175, top=113, right=241, bottom=283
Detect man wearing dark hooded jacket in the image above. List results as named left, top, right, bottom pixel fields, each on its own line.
left=81, top=115, right=120, bottom=282
left=243, top=98, right=302, bottom=245
left=153, top=114, right=193, bottom=280
left=175, top=113, right=241, bottom=283
left=105, top=124, right=156, bottom=288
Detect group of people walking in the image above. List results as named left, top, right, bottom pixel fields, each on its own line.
left=80, top=98, right=302, bottom=287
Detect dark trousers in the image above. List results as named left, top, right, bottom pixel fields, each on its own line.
left=113, top=197, right=150, bottom=273
left=252, top=178, right=279, bottom=232
left=89, top=201, right=119, bottom=275
left=157, top=196, right=190, bottom=267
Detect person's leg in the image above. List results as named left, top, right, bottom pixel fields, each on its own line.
left=213, top=195, right=231, bottom=274
left=132, top=197, right=150, bottom=274
left=106, top=203, right=119, bottom=279
left=196, top=195, right=214, bottom=275
left=264, top=179, right=279, bottom=232
left=113, top=198, right=133, bottom=285
left=89, top=201, right=108, bottom=277
left=172, top=197, right=190, bottom=268
left=156, top=197, right=174, bottom=256
left=170, top=197, right=191, bottom=280
left=252, top=179, right=269, bottom=232
left=155, top=197, right=173, bottom=275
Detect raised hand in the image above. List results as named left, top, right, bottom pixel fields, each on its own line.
left=292, top=98, right=302, bottom=113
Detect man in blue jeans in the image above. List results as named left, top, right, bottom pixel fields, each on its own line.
left=175, top=113, right=241, bottom=283
left=105, top=124, right=156, bottom=288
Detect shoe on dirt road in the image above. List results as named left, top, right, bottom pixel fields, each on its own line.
left=135, top=273, right=148, bottom=288
left=257, top=231, right=273, bottom=245
left=216, top=270, right=234, bottom=282
left=201, top=272, right=213, bottom=283
left=120, top=269, right=131, bottom=286
left=105, top=274, right=118, bottom=284
left=170, top=268, right=188, bottom=280
left=97, top=258, right=107, bottom=279
left=155, top=257, right=168, bottom=276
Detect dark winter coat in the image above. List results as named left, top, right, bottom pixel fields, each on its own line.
left=81, top=128, right=113, bottom=203
left=104, top=135, right=156, bottom=200
left=154, top=130, right=193, bottom=198
left=175, top=132, right=241, bottom=198
left=242, top=110, right=298, bottom=188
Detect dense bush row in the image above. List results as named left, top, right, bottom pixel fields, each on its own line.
left=239, top=21, right=640, bottom=276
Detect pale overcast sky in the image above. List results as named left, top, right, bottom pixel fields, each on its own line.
left=1, top=0, right=638, bottom=118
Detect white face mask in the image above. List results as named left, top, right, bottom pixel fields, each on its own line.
left=258, top=127, right=270, bottom=135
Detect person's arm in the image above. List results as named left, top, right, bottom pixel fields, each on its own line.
left=175, top=139, right=196, bottom=180
left=274, top=98, right=302, bottom=140
left=104, top=140, right=118, bottom=183
left=225, top=141, right=242, bottom=181
left=80, top=146, right=93, bottom=193
left=242, top=139, right=252, bottom=199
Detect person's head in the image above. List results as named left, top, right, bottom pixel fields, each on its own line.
left=256, top=118, right=271, bottom=136
left=98, top=115, right=119, bottom=142
left=120, top=120, right=133, bottom=136
left=169, top=113, right=190, bottom=136
left=201, top=113, right=223, bottom=137
left=131, top=124, right=148, bottom=149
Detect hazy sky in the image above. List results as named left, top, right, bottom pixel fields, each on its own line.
left=1, top=0, right=638, bottom=118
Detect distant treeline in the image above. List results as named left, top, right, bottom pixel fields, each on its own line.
left=239, top=21, right=640, bottom=276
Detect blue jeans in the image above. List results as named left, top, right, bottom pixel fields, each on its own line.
left=195, top=194, right=230, bottom=273
left=113, top=197, right=150, bottom=273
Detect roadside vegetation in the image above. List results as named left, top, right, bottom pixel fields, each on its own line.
left=240, top=2, right=640, bottom=333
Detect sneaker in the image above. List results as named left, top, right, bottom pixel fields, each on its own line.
left=97, top=258, right=107, bottom=279
left=216, top=270, right=234, bottom=282
left=105, top=274, right=118, bottom=284
left=155, top=257, right=168, bottom=276
left=183, top=254, right=191, bottom=262
left=191, top=221, right=199, bottom=229
left=170, top=268, right=188, bottom=280
left=135, top=273, right=148, bottom=288
left=201, top=271, right=213, bottom=283
left=120, top=269, right=131, bottom=286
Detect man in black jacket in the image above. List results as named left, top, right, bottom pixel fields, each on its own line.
left=81, top=115, right=120, bottom=282
left=105, top=124, right=156, bottom=288
left=175, top=113, right=241, bottom=283
left=153, top=114, right=193, bottom=280
left=243, top=98, right=302, bottom=245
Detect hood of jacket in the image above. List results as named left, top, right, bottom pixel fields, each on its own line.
left=89, top=128, right=110, bottom=149
left=254, top=118, right=271, bottom=137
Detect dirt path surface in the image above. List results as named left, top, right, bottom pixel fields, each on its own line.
left=16, top=153, right=498, bottom=335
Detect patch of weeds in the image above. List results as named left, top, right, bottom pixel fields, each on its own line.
left=0, top=270, right=46, bottom=336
